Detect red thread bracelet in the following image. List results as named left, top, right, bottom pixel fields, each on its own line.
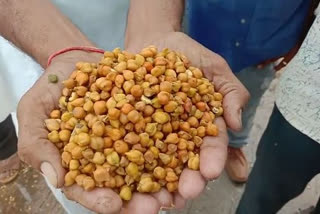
left=47, top=46, right=105, bottom=67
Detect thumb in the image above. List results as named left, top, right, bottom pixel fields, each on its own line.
left=222, top=89, right=249, bottom=132
left=18, top=137, right=66, bottom=188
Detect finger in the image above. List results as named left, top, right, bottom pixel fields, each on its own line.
left=178, top=169, right=206, bottom=200
left=17, top=94, right=66, bottom=187
left=222, top=88, right=249, bottom=131
left=173, top=192, right=187, bottom=210
left=200, top=117, right=228, bottom=180
left=122, top=193, right=160, bottom=214
left=18, top=138, right=66, bottom=188
left=152, top=188, right=173, bottom=209
left=63, top=185, right=122, bottom=214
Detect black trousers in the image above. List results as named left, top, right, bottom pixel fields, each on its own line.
left=0, top=115, right=17, bottom=160
left=237, top=105, right=320, bottom=214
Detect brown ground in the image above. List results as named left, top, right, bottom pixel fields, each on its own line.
left=1, top=77, right=319, bottom=214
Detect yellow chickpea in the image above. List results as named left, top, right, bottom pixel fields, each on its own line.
left=106, top=151, right=120, bottom=166
left=71, top=98, right=85, bottom=107
left=197, top=126, right=206, bottom=137
left=121, top=103, right=134, bottom=115
left=157, top=91, right=170, bottom=105
left=166, top=181, right=178, bottom=193
left=206, top=122, right=219, bottom=136
left=163, top=101, right=178, bottom=113
left=61, top=151, right=72, bottom=165
left=45, top=119, right=60, bottom=132
left=193, top=136, right=203, bottom=147
left=63, top=78, right=75, bottom=89
left=61, top=112, right=73, bottom=122
left=92, top=121, right=105, bottom=137
left=93, top=101, right=107, bottom=115
left=77, top=132, right=90, bottom=147
left=212, top=106, right=224, bottom=117
left=108, top=108, right=121, bottom=120
left=213, top=92, right=223, bottom=101
left=71, top=146, right=83, bottom=159
left=160, top=81, right=172, bottom=93
left=69, top=159, right=80, bottom=170
left=82, top=148, right=94, bottom=159
left=149, top=146, right=159, bottom=158
left=126, top=162, right=139, bottom=179
left=76, top=72, right=89, bottom=86
left=130, top=85, right=143, bottom=98
left=75, top=174, right=87, bottom=186
left=167, top=144, right=177, bottom=155
left=139, top=133, right=150, bottom=147
left=115, top=75, right=124, bottom=88
left=104, top=137, right=113, bottom=148
left=152, top=112, right=170, bottom=124
left=90, top=136, right=104, bottom=151
left=64, top=170, right=80, bottom=187
left=107, top=128, right=122, bottom=141
left=159, top=153, right=171, bottom=165
left=48, top=131, right=60, bottom=143
left=73, top=107, right=86, bottom=119
left=153, top=167, right=166, bottom=180
left=166, top=171, right=178, bottom=182
left=178, top=139, right=188, bottom=150
left=50, top=110, right=61, bottom=119
left=165, top=133, right=179, bottom=144
left=92, top=152, right=105, bottom=165
left=143, top=105, right=154, bottom=117
left=125, top=150, right=143, bottom=163
left=180, top=122, right=190, bottom=133
left=83, top=176, right=95, bottom=191
left=83, top=100, right=94, bottom=112
left=188, top=154, right=200, bottom=170
left=124, top=132, right=140, bottom=145
left=115, top=175, right=125, bottom=188
left=93, top=167, right=110, bottom=182
left=81, top=163, right=95, bottom=174
left=127, top=110, right=140, bottom=123
left=114, top=140, right=129, bottom=154
left=137, top=177, right=154, bottom=193
left=134, top=101, right=145, bottom=112
left=119, top=185, right=132, bottom=201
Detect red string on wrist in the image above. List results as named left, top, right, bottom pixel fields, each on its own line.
left=47, top=46, right=105, bottom=67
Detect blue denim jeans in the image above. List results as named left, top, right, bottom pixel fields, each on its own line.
left=228, top=65, right=274, bottom=148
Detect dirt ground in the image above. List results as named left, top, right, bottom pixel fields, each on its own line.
left=1, top=77, right=319, bottom=214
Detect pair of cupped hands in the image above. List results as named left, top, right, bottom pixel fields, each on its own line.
left=17, top=32, right=249, bottom=214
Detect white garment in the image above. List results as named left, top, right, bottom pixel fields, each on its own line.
left=276, top=6, right=320, bottom=143
left=0, top=1, right=129, bottom=213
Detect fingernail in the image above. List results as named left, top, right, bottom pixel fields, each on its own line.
left=160, top=204, right=175, bottom=211
left=40, top=162, right=57, bottom=187
left=238, top=109, right=243, bottom=129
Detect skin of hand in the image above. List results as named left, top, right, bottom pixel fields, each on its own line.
left=125, top=31, right=250, bottom=210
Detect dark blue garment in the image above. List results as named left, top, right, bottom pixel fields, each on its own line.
left=186, top=0, right=312, bottom=72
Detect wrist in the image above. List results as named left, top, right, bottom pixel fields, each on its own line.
left=48, top=49, right=103, bottom=68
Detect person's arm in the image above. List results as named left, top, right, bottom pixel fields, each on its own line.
left=125, top=0, right=184, bottom=49
left=0, top=0, right=94, bottom=67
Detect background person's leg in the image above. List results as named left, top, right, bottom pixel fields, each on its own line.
left=0, top=115, right=17, bottom=160
left=237, top=106, right=320, bottom=214
left=226, top=65, right=274, bottom=182
left=0, top=114, right=20, bottom=184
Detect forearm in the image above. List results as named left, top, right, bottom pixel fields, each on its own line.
left=0, top=0, right=93, bottom=67
left=125, top=0, right=184, bottom=49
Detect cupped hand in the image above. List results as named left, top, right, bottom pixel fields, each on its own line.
left=17, top=51, right=164, bottom=214
left=127, top=32, right=249, bottom=208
